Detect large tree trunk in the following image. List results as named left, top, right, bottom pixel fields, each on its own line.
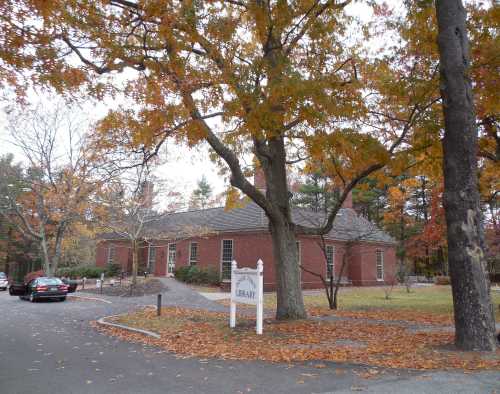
left=435, top=0, right=496, bottom=351
left=131, top=239, right=138, bottom=286
left=51, top=224, right=66, bottom=276
left=263, top=137, right=307, bottom=320
left=40, top=233, right=52, bottom=276
left=270, top=221, right=307, bottom=319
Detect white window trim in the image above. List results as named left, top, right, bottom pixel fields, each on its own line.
left=148, top=245, right=157, bottom=265
left=326, top=245, right=335, bottom=280
left=296, top=241, right=302, bottom=283
left=167, top=243, right=176, bottom=275
left=107, top=245, right=115, bottom=265
left=376, top=250, right=384, bottom=281
left=296, top=241, right=301, bottom=265
left=189, top=242, right=198, bottom=266
left=220, top=239, right=233, bottom=282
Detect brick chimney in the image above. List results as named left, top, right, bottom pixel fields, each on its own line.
left=341, top=191, right=353, bottom=209
left=254, top=167, right=266, bottom=192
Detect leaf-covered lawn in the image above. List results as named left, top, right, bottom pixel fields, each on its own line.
left=100, top=305, right=500, bottom=371
left=265, top=286, right=500, bottom=321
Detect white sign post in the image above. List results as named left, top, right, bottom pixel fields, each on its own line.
left=230, top=259, right=264, bottom=335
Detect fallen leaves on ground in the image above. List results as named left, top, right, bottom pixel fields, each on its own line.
left=93, top=307, right=500, bottom=371
left=308, top=307, right=454, bottom=326
left=216, top=300, right=455, bottom=325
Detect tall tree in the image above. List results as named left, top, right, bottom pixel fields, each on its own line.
left=292, top=171, right=338, bottom=213
left=190, top=175, right=213, bottom=209
left=94, top=168, right=158, bottom=286
left=0, top=103, right=96, bottom=276
left=0, top=1, right=445, bottom=319
left=435, top=0, right=496, bottom=351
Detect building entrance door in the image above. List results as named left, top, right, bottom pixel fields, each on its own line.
left=167, top=243, right=176, bottom=276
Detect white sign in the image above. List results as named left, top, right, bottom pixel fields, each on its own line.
left=230, top=259, right=264, bottom=334
left=234, top=272, right=258, bottom=304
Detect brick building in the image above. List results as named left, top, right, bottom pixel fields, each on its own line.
left=96, top=197, right=397, bottom=290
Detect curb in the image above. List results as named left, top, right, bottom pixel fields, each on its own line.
left=96, top=315, right=161, bottom=339
left=68, top=294, right=113, bottom=304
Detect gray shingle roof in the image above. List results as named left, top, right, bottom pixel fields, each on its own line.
left=138, top=202, right=395, bottom=244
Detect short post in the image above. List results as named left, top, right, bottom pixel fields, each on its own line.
left=157, top=294, right=162, bottom=316
left=100, top=272, right=104, bottom=294
left=230, top=260, right=237, bottom=328
left=82, top=277, right=86, bottom=290
left=256, top=259, right=264, bottom=335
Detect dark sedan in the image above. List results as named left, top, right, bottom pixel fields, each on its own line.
left=9, top=277, right=70, bottom=302
left=0, top=272, right=8, bottom=291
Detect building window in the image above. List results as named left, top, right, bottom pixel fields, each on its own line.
left=376, top=250, right=384, bottom=281
left=167, top=243, right=176, bottom=274
left=189, top=242, right=198, bottom=266
left=326, top=245, right=335, bottom=279
left=296, top=240, right=303, bottom=283
left=221, top=239, right=233, bottom=280
left=148, top=245, right=156, bottom=270
left=107, top=245, right=116, bottom=265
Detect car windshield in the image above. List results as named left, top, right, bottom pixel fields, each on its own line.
left=37, top=278, right=62, bottom=285
left=0, top=273, right=6, bottom=279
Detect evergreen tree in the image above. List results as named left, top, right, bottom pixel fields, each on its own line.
left=292, top=172, right=338, bottom=213
left=191, top=176, right=213, bottom=210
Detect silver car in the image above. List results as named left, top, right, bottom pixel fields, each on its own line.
left=0, top=272, right=8, bottom=291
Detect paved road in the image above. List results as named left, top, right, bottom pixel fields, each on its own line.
left=0, top=282, right=499, bottom=394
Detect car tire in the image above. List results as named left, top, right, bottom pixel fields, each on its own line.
left=29, top=293, right=36, bottom=303
left=59, top=297, right=66, bottom=302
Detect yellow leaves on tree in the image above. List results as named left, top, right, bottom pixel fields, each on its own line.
left=305, top=130, right=389, bottom=190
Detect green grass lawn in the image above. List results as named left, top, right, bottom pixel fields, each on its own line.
left=264, top=285, right=500, bottom=319
left=188, top=284, right=221, bottom=293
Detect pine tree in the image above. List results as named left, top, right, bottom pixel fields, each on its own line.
left=191, top=176, right=213, bottom=210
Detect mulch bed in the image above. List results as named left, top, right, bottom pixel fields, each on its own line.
left=80, top=278, right=166, bottom=297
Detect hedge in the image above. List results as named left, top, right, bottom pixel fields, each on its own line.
left=175, top=266, right=220, bottom=286
left=56, top=264, right=122, bottom=279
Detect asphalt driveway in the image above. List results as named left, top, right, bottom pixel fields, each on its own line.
left=0, top=280, right=498, bottom=394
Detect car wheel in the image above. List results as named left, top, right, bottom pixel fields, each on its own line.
left=59, top=297, right=66, bottom=302
left=29, top=293, right=36, bottom=303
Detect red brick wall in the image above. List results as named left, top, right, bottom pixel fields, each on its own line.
left=95, top=240, right=132, bottom=273
left=95, top=242, right=107, bottom=268
left=350, top=243, right=397, bottom=286
left=96, top=233, right=396, bottom=289
left=347, top=245, right=363, bottom=286
left=296, top=237, right=347, bottom=289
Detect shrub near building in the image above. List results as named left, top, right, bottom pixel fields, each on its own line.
left=175, top=266, right=220, bottom=286
left=57, top=263, right=121, bottom=279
